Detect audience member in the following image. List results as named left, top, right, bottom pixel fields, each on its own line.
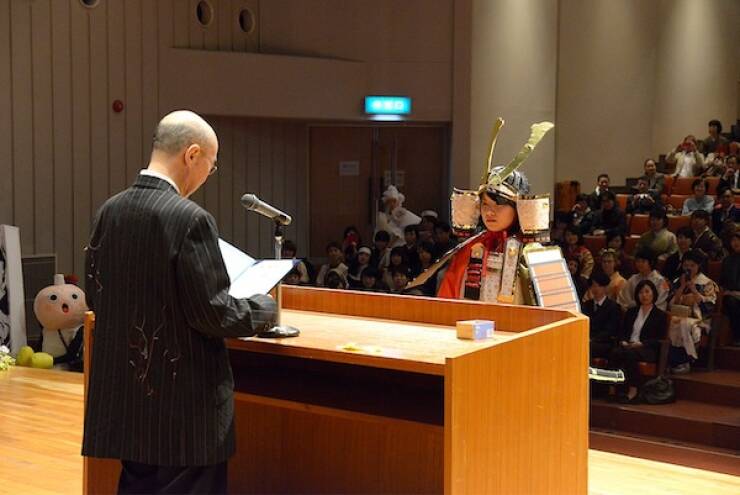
left=403, top=224, right=420, bottom=272
left=618, top=250, right=670, bottom=311
left=420, top=210, right=439, bottom=223
left=668, top=249, right=718, bottom=374
left=681, top=179, right=714, bottom=216
left=627, top=176, right=660, bottom=214
left=635, top=207, right=677, bottom=261
left=609, top=280, right=667, bottom=403
left=347, top=246, right=372, bottom=289
left=691, top=210, right=725, bottom=260
left=712, top=186, right=740, bottom=241
left=324, top=270, right=348, bottom=290
left=551, top=211, right=571, bottom=248
left=643, top=159, right=665, bottom=195
left=341, top=226, right=361, bottom=264
left=370, top=230, right=391, bottom=271
left=662, top=227, right=695, bottom=283
left=413, top=241, right=438, bottom=296
left=606, top=232, right=630, bottom=275
left=390, top=264, right=417, bottom=295
left=589, top=191, right=627, bottom=237
left=667, top=135, right=704, bottom=177
left=587, top=174, right=610, bottom=210
left=584, top=249, right=627, bottom=301
left=282, top=268, right=302, bottom=286
left=568, top=257, right=590, bottom=302
left=564, top=225, right=595, bottom=278
left=316, top=241, right=349, bottom=287
left=281, top=240, right=311, bottom=284
left=359, top=267, right=389, bottom=293
left=582, top=272, right=622, bottom=360
left=382, top=246, right=410, bottom=289
left=433, top=221, right=456, bottom=258
left=700, top=119, right=729, bottom=156
left=719, top=232, right=740, bottom=346
left=570, top=193, right=593, bottom=233
left=719, top=155, right=738, bottom=191
left=417, top=218, right=436, bottom=243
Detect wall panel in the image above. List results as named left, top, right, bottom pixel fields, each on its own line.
left=0, top=0, right=12, bottom=226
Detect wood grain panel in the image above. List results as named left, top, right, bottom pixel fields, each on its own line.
left=30, top=0, right=54, bottom=254
left=218, top=117, right=235, bottom=240
left=106, top=0, right=127, bottom=197
left=445, top=318, right=589, bottom=494
left=124, top=0, right=143, bottom=182
left=245, top=119, right=261, bottom=254
left=89, top=0, right=110, bottom=212
left=258, top=121, right=273, bottom=256
left=0, top=0, right=12, bottom=224
left=10, top=0, right=34, bottom=253
left=231, top=118, right=248, bottom=248
left=281, top=285, right=573, bottom=331
left=50, top=0, right=74, bottom=271
left=141, top=0, right=159, bottom=166
left=70, top=0, right=93, bottom=276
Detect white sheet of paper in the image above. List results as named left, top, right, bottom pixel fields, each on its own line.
left=218, top=239, right=296, bottom=299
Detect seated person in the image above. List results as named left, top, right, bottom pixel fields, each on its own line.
left=433, top=221, right=457, bottom=258
left=324, top=270, right=348, bottom=290
left=662, top=226, right=695, bottom=283
left=643, top=158, right=665, bottom=195
left=382, top=246, right=410, bottom=289
left=347, top=246, right=372, bottom=289
left=564, top=225, right=595, bottom=278
left=606, top=232, right=631, bottom=276
left=359, top=267, right=389, bottom=293
left=550, top=211, right=571, bottom=249
left=627, top=176, right=660, bottom=214
left=667, top=135, right=705, bottom=177
left=316, top=241, right=349, bottom=287
left=699, top=119, right=729, bottom=156
left=635, top=207, right=678, bottom=262
left=403, top=224, right=420, bottom=272
left=682, top=179, right=715, bottom=216
left=282, top=268, right=302, bottom=286
left=609, top=280, right=668, bottom=403
left=342, top=225, right=361, bottom=265
left=588, top=191, right=627, bottom=237
left=413, top=241, right=438, bottom=296
left=390, top=264, right=419, bottom=295
left=281, top=240, right=311, bottom=284
left=567, top=257, right=590, bottom=302
left=370, top=230, right=391, bottom=271
left=712, top=186, right=740, bottom=240
left=570, top=193, right=593, bottom=233
left=667, top=249, right=718, bottom=374
left=719, top=232, right=740, bottom=346
left=587, top=173, right=610, bottom=210
left=691, top=209, right=725, bottom=260
left=417, top=216, right=437, bottom=244
left=718, top=155, right=738, bottom=191
left=584, top=249, right=626, bottom=302
left=618, top=250, right=670, bottom=311
left=582, top=272, right=622, bottom=360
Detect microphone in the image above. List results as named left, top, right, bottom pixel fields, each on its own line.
left=240, top=194, right=292, bottom=226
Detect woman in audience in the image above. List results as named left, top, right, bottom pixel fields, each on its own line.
left=316, top=241, right=349, bottom=287
left=382, top=246, right=410, bottom=289
left=567, top=257, right=589, bottom=302
left=414, top=241, right=438, bottom=296
left=564, top=225, right=595, bottom=278
left=347, top=246, right=372, bottom=289
left=668, top=249, right=718, bottom=374
left=667, top=135, right=704, bottom=177
left=691, top=210, right=725, bottom=260
left=662, top=226, right=694, bottom=282
left=720, top=232, right=740, bottom=347
left=682, top=179, right=714, bottom=216
left=618, top=250, right=670, bottom=311
left=584, top=249, right=626, bottom=301
left=588, top=191, right=627, bottom=237
left=606, top=232, right=630, bottom=275
left=609, top=280, right=667, bottom=403
left=635, top=207, right=677, bottom=262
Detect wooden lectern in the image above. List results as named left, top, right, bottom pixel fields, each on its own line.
left=84, top=286, right=588, bottom=494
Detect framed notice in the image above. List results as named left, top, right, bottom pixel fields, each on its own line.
left=0, top=225, right=27, bottom=355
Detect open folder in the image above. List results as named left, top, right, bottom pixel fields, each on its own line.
left=218, top=239, right=298, bottom=299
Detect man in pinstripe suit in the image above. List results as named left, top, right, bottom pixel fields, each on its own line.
left=83, top=110, right=276, bottom=494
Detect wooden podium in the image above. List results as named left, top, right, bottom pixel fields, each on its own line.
left=84, top=286, right=589, bottom=494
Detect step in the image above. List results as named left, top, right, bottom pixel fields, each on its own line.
left=589, top=430, right=740, bottom=476
left=715, top=346, right=740, bottom=371
left=671, top=370, right=740, bottom=408
left=590, top=399, right=740, bottom=451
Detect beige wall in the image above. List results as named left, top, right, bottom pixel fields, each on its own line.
left=556, top=0, right=740, bottom=189
left=466, top=0, right=558, bottom=198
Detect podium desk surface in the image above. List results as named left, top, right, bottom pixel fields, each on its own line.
left=228, top=309, right=519, bottom=376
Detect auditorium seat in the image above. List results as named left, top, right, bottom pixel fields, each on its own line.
left=625, top=235, right=639, bottom=254
left=667, top=194, right=690, bottom=211
left=583, top=235, right=606, bottom=256
left=629, top=214, right=650, bottom=235
left=708, top=260, right=722, bottom=283
left=616, top=194, right=629, bottom=211
left=662, top=175, right=674, bottom=195
left=667, top=215, right=691, bottom=233
left=672, top=176, right=699, bottom=195
left=706, top=177, right=721, bottom=195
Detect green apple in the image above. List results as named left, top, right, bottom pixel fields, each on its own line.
left=17, top=346, right=35, bottom=367
left=30, top=352, right=54, bottom=369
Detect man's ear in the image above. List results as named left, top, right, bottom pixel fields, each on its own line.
left=184, top=144, right=201, bottom=167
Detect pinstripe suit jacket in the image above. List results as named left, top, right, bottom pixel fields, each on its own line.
left=82, top=174, right=276, bottom=466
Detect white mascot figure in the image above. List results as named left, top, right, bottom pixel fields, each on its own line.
left=376, top=185, right=421, bottom=248
left=35, top=274, right=88, bottom=370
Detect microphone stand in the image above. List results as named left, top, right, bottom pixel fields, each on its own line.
left=257, top=220, right=300, bottom=338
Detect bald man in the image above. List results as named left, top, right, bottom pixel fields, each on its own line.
left=83, top=110, right=276, bottom=494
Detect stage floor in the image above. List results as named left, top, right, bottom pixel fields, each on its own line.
left=1, top=367, right=738, bottom=495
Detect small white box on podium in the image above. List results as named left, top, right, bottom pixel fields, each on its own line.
left=455, top=320, right=495, bottom=340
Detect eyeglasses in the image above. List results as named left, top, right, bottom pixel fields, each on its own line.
left=208, top=164, right=218, bottom=176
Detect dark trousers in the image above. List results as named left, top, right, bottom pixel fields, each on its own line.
left=724, top=296, right=740, bottom=342
left=590, top=341, right=614, bottom=360
left=118, top=460, right=227, bottom=495
left=609, top=345, right=656, bottom=386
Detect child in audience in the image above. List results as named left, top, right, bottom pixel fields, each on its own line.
left=564, top=225, right=595, bottom=278
left=281, top=240, right=311, bottom=284
left=663, top=227, right=695, bottom=282
left=342, top=226, right=361, bottom=265
left=370, top=230, right=391, bottom=271
left=618, top=250, right=670, bottom=311
left=359, top=267, right=389, bottom=293
left=414, top=241, right=438, bottom=296
left=282, top=268, right=302, bottom=286
left=316, top=241, right=349, bottom=287
left=610, top=280, right=667, bottom=402
left=668, top=249, right=718, bottom=374
left=433, top=222, right=457, bottom=258
left=390, top=264, right=415, bottom=295
left=324, top=270, right=348, bottom=290
left=719, top=232, right=740, bottom=346
left=403, top=224, right=420, bottom=272
left=682, top=179, right=714, bottom=215
left=636, top=207, right=677, bottom=261
left=691, top=210, right=725, bottom=260
left=382, top=246, right=410, bottom=289
left=347, top=246, right=372, bottom=289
